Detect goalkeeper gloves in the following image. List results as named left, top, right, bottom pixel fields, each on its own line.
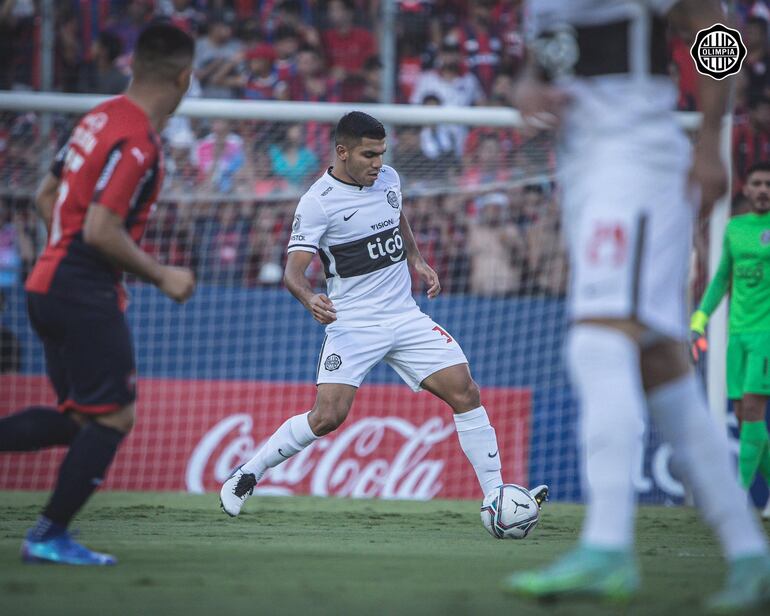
left=690, top=310, right=709, bottom=363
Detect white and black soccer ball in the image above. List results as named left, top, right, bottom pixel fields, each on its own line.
left=480, top=484, right=540, bottom=540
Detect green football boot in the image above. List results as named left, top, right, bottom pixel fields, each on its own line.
left=706, top=554, right=770, bottom=613
left=501, top=545, right=640, bottom=602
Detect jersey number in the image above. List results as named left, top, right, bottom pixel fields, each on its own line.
left=49, top=180, right=69, bottom=246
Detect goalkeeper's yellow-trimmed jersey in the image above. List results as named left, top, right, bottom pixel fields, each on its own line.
left=698, top=212, right=770, bottom=333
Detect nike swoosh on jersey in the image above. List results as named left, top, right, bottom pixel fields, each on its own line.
left=343, top=210, right=359, bottom=221
left=487, top=450, right=498, bottom=458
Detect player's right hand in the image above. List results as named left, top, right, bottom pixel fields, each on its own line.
left=158, top=266, right=196, bottom=303
left=690, top=331, right=708, bottom=364
left=307, top=293, right=337, bottom=325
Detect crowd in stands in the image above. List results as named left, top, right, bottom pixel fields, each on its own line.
left=5, top=0, right=770, bottom=298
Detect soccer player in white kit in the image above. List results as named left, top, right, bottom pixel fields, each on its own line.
left=503, top=0, right=770, bottom=610
left=220, top=111, right=547, bottom=520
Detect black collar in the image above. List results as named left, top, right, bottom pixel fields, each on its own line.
left=327, top=167, right=364, bottom=190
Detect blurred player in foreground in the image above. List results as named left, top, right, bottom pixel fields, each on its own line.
left=0, top=23, right=196, bottom=565
left=503, top=0, right=770, bottom=611
left=221, top=111, right=547, bottom=517
left=691, top=162, right=770, bottom=519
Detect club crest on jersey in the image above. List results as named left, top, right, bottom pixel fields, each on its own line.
left=386, top=190, right=399, bottom=209
left=690, top=24, right=746, bottom=80
left=293, top=214, right=302, bottom=231
left=761, top=230, right=770, bottom=245
left=324, top=354, right=342, bottom=371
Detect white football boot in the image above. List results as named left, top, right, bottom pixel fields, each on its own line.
left=529, top=484, right=549, bottom=509
left=220, top=466, right=257, bottom=517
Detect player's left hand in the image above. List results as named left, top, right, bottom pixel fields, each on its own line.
left=511, top=76, right=570, bottom=133
left=413, top=259, right=441, bottom=299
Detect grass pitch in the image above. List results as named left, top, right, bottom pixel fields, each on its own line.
left=1, top=492, right=768, bottom=616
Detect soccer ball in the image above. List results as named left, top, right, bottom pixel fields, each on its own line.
left=480, top=484, right=540, bottom=540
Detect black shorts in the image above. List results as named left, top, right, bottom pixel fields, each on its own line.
left=27, top=290, right=136, bottom=414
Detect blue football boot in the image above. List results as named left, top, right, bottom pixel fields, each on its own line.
left=21, top=530, right=117, bottom=566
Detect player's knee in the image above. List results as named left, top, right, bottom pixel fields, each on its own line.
left=450, top=379, right=481, bottom=413
left=93, top=403, right=136, bottom=434
left=308, top=406, right=347, bottom=436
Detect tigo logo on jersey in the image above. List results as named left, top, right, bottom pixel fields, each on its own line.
left=690, top=24, right=746, bottom=80
left=367, top=228, right=404, bottom=262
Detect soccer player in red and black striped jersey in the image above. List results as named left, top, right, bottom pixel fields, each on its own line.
left=0, top=23, right=196, bottom=565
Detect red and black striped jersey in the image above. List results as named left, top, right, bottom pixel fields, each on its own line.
left=26, top=96, right=163, bottom=308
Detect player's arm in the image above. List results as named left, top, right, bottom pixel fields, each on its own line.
left=34, top=172, right=60, bottom=229
left=667, top=0, right=729, bottom=212
left=284, top=250, right=336, bottom=324
left=83, top=205, right=194, bottom=303
left=690, top=230, right=732, bottom=360
left=400, top=211, right=440, bottom=299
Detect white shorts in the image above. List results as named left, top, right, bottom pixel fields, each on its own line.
left=316, top=313, right=468, bottom=391
left=561, top=148, right=694, bottom=341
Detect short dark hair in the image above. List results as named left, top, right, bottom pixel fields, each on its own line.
left=97, top=31, right=124, bottom=63
left=745, top=161, right=770, bottom=179
left=335, top=111, right=386, bottom=146
left=132, top=22, right=195, bottom=83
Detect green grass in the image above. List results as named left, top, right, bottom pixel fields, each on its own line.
left=1, top=492, right=768, bottom=616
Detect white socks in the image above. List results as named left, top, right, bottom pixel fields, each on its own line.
left=568, top=325, right=646, bottom=550
left=647, top=374, right=768, bottom=560
left=453, top=406, right=503, bottom=496
left=242, top=411, right=318, bottom=481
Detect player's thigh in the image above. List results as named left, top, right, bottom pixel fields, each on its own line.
left=741, top=332, right=770, bottom=402
left=316, top=325, right=391, bottom=388
left=385, top=314, right=468, bottom=393
left=60, top=296, right=137, bottom=415
left=726, top=334, right=748, bottom=401
left=565, top=164, right=692, bottom=341
left=26, top=292, right=70, bottom=405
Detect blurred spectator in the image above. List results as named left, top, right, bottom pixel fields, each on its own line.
left=467, top=192, right=525, bottom=296
left=57, top=9, right=81, bottom=92
left=341, top=55, right=382, bottom=102
left=244, top=205, right=284, bottom=287
left=669, top=61, right=696, bottom=112
left=239, top=43, right=288, bottom=100
left=194, top=12, right=243, bottom=98
left=392, top=124, right=445, bottom=184
left=0, top=0, right=36, bottom=90
left=460, top=132, right=512, bottom=189
left=105, top=0, right=153, bottom=56
left=77, top=31, right=130, bottom=95
left=744, top=16, right=770, bottom=105
left=733, top=96, right=770, bottom=194
left=158, top=0, right=206, bottom=35
left=668, top=34, right=698, bottom=112
left=268, top=123, right=319, bottom=186
left=410, top=38, right=485, bottom=106
left=418, top=94, right=463, bottom=170
left=273, top=26, right=301, bottom=82
left=526, top=195, right=568, bottom=297
left=164, top=127, right=198, bottom=194
left=274, top=0, right=321, bottom=48
left=195, top=120, right=245, bottom=193
left=446, top=0, right=502, bottom=96
left=0, top=199, right=33, bottom=291
left=321, top=0, right=377, bottom=81
left=197, top=200, right=249, bottom=284
left=290, top=45, right=340, bottom=101
left=252, top=148, right=291, bottom=197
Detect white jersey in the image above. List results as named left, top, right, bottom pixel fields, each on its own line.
left=287, top=165, right=419, bottom=327
left=528, top=0, right=688, bottom=170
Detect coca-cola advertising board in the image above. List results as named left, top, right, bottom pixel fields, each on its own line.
left=0, top=376, right=531, bottom=499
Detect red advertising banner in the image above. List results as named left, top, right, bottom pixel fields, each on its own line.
left=0, top=376, right=531, bottom=499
